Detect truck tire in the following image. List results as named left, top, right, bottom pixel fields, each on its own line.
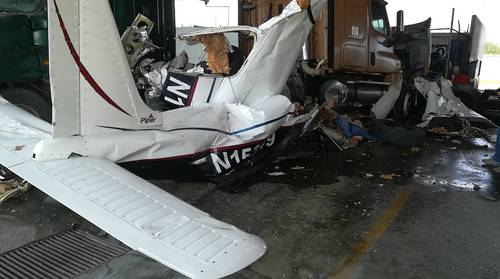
left=0, top=87, right=51, bottom=122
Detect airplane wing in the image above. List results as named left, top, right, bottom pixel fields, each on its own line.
left=0, top=99, right=266, bottom=279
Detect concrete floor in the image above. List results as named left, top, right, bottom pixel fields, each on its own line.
left=1, top=132, right=499, bottom=279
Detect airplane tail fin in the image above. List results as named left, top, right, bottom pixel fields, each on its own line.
left=48, top=0, right=160, bottom=138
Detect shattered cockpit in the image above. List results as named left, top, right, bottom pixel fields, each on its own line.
left=122, top=16, right=259, bottom=112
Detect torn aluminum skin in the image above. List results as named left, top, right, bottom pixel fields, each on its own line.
left=414, top=77, right=490, bottom=127
left=121, top=14, right=158, bottom=67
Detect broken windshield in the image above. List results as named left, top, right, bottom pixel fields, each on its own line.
left=176, top=31, right=252, bottom=76
left=131, top=29, right=255, bottom=112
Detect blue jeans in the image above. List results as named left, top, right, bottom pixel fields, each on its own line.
left=494, top=127, right=500, bottom=163
left=335, top=115, right=377, bottom=140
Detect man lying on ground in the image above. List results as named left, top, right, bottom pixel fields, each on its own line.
left=319, top=99, right=377, bottom=149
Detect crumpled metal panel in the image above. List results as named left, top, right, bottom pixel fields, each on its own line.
left=211, top=0, right=324, bottom=107
left=415, top=77, right=487, bottom=126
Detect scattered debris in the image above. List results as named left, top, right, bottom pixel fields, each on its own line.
left=411, top=147, right=421, bottom=152
left=0, top=180, right=31, bottom=204
left=430, top=127, right=449, bottom=134
left=267, top=172, right=286, bottom=177
left=415, top=78, right=494, bottom=130
left=291, top=166, right=305, bottom=170
left=451, top=140, right=462, bottom=145
left=380, top=173, right=400, bottom=180
left=319, top=125, right=345, bottom=151
left=461, top=126, right=493, bottom=141
left=363, top=173, right=374, bottom=178
left=345, top=160, right=354, bottom=163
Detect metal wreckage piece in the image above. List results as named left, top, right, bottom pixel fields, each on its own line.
left=128, top=19, right=241, bottom=114
left=373, top=77, right=496, bottom=126
left=413, top=77, right=497, bottom=140
left=133, top=52, right=192, bottom=111
left=121, top=14, right=171, bottom=111
left=0, top=166, right=30, bottom=204
left=0, top=179, right=31, bottom=204
left=413, top=77, right=490, bottom=126
left=121, top=14, right=157, bottom=67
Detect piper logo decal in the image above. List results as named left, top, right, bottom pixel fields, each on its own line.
left=140, top=114, right=157, bottom=124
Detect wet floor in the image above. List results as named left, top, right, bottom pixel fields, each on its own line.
left=1, top=131, right=500, bottom=278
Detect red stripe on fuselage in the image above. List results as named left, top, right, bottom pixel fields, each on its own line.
left=128, top=138, right=268, bottom=163
left=186, top=77, right=199, bottom=106
left=53, top=0, right=131, bottom=117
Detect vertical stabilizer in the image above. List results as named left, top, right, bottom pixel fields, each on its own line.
left=48, top=0, right=161, bottom=137
left=48, top=0, right=81, bottom=138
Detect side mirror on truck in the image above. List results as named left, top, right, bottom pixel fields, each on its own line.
left=385, top=10, right=405, bottom=47
left=397, top=10, right=404, bottom=32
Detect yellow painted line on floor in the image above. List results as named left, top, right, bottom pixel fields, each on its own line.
left=329, top=186, right=416, bottom=279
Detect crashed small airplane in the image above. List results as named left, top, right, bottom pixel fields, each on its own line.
left=0, top=0, right=324, bottom=278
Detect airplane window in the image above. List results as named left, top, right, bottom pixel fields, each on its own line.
left=371, top=0, right=389, bottom=35
left=180, top=32, right=247, bottom=76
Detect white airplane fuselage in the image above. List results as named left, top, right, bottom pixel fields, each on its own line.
left=32, top=0, right=323, bottom=175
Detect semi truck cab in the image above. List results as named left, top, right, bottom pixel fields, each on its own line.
left=242, top=0, right=431, bottom=105
left=313, top=0, right=398, bottom=74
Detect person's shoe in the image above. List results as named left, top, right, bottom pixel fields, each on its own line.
left=483, top=158, right=500, bottom=167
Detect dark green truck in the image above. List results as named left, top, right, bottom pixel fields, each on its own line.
left=0, top=0, right=175, bottom=122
